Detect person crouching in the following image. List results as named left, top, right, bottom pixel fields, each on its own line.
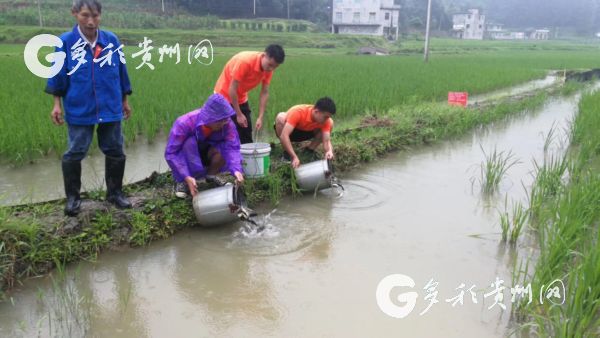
left=165, top=94, right=244, bottom=198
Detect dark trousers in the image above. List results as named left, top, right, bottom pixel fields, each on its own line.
left=63, top=122, right=125, bottom=162
left=230, top=101, right=253, bottom=144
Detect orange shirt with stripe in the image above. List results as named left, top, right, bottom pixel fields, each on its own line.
left=286, top=104, right=333, bottom=133
left=214, top=51, right=273, bottom=104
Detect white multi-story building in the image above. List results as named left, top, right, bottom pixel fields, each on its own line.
left=452, top=9, right=485, bottom=40
left=332, top=0, right=401, bottom=40
left=485, top=22, right=505, bottom=39
left=530, top=29, right=550, bottom=40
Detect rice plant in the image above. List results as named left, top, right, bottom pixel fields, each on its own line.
left=2, top=41, right=600, bottom=164
left=499, top=197, right=529, bottom=244
left=478, top=145, right=521, bottom=194
left=33, top=262, right=92, bottom=337
left=528, top=154, right=569, bottom=221
left=511, top=90, right=600, bottom=337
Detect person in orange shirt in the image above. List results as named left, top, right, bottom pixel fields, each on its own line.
left=274, top=97, right=336, bottom=168
left=214, top=44, right=285, bottom=144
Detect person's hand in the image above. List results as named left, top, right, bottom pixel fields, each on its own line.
left=291, top=156, right=301, bottom=169
left=236, top=114, right=248, bottom=128
left=325, top=150, right=334, bottom=160
left=233, top=171, right=244, bottom=184
left=51, top=105, right=64, bottom=125
left=123, top=100, right=132, bottom=120
left=255, top=117, right=263, bottom=131
left=184, top=176, right=198, bottom=197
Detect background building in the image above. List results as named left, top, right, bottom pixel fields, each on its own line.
left=332, top=0, right=401, bottom=40
left=452, top=9, right=485, bottom=40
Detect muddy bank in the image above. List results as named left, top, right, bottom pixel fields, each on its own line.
left=0, top=83, right=579, bottom=296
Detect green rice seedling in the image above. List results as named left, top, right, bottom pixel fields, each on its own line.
left=512, top=91, right=600, bottom=336
left=33, top=261, right=92, bottom=337
left=542, top=122, right=558, bottom=155
left=479, top=145, right=521, bottom=194
left=499, top=209, right=510, bottom=242
left=498, top=197, right=529, bottom=244
left=508, top=202, right=528, bottom=245
left=3, top=39, right=600, bottom=164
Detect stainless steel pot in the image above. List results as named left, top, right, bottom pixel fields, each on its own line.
left=192, top=183, right=255, bottom=226
left=294, top=159, right=334, bottom=192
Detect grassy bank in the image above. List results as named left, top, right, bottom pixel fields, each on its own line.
left=504, top=89, right=600, bottom=336
left=0, top=83, right=566, bottom=299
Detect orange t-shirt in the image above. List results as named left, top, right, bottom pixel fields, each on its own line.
left=214, top=51, right=273, bottom=104
left=200, top=125, right=213, bottom=138
left=286, top=104, right=333, bottom=133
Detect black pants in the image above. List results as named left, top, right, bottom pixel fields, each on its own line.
left=230, top=101, right=253, bottom=144
left=273, top=124, right=317, bottom=142
left=198, top=142, right=213, bottom=167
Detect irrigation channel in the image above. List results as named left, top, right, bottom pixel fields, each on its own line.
left=0, top=75, right=561, bottom=206
left=0, top=81, right=594, bottom=337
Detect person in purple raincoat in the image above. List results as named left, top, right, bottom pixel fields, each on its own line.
left=165, top=94, right=245, bottom=198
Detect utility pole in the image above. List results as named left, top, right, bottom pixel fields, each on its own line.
left=331, top=0, right=334, bottom=33
left=37, top=0, right=43, bottom=27
left=161, top=0, right=165, bottom=13
left=253, top=0, right=256, bottom=16
left=287, top=0, right=290, bottom=19
left=424, top=0, right=433, bottom=62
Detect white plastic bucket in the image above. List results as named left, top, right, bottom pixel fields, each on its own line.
left=240, top=143, right=271, bottom=178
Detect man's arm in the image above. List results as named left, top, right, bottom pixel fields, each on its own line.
left=116, top=36, right=133, bottom=120
left=217, top=120, right=245, bottom=183
left=46, top=40, right=68, bottom=126
left=256, top=83, right=269, bottom=130
left=51, top=96, right=64, bottom=125
left=322, top=131, right=334, bottom=160
left=280, top=123, right=300, bottom=168
left=122, top=95, right=132, bottom=120
left=229, top=80, right=247, bottom=128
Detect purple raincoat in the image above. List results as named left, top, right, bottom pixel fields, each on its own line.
left=165, top=94, right=243, bottom=182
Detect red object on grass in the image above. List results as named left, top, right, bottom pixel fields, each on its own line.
left=448, top=92, right=468, bottom=106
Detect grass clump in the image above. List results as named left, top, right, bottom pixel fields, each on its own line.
left=478, top=146, right=521, bottom=194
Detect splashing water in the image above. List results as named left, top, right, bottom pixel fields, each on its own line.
left=234, top=209, right=280, bottom=239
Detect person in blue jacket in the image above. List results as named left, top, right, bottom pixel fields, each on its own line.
left=45, top=0, right=133, bottom=216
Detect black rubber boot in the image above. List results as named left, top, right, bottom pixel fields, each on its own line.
left=105, top=155, right=132, bottom=209
left=62, top=159, right=82, bottom=217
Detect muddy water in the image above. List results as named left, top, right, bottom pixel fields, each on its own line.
left=0, top=137, right=169, bottom=205
left=469, top=74, right=560, bottom=105
left=0, top=91, right=585, bottom=337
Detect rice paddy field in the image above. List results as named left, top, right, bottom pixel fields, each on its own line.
left=506, top=89, right=600, bottom=336
left=1, top=29, right=600, bottom=164
left=1, top=24, right=600, bottom=337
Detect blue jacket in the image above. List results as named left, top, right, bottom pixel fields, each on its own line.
left=45, top=25, right=132, bottom=125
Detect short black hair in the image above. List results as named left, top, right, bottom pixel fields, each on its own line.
left=265, top=44, right=285, bottom=64
left=314, top=97, right=336, bottom=115
left=72, top=0, right=102, bottom=13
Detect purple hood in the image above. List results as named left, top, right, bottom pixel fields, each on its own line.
left=195, top=93, right=236, bottom=128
